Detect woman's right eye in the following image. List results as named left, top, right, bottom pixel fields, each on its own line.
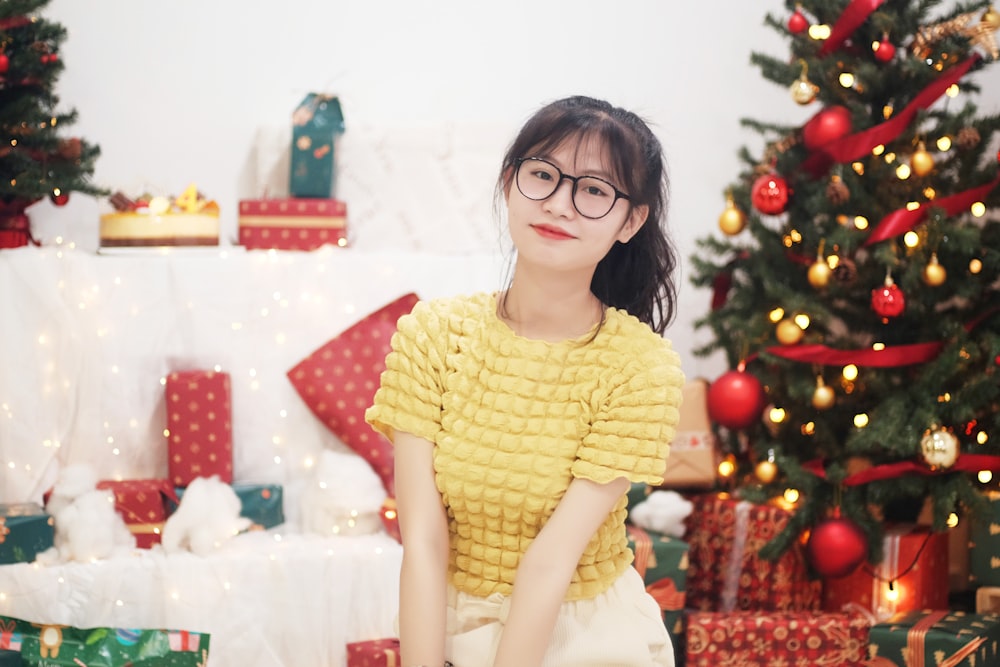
left=532, top=169, right=555, bottom=181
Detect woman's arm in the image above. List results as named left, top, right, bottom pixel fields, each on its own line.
left=394, top=430, right=451, bottom=667
left=492, top=475, right=630, bottom=667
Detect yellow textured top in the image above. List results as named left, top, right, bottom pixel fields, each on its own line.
left=365, top=292, right=685, bottom=600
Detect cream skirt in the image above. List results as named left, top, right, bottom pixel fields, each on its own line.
left=445, top=567, right=675, bottom=667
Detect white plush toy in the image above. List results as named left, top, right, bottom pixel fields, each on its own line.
left=628, top=490, right=694, bottom=538
left=161, top=476, right=252, bottom=556
left=300, top=449, right=387, bottom=537
left=41, top=463, right=136, bottom=563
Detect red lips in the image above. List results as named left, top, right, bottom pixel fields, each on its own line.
left=531, top=224, right=575, bottom=240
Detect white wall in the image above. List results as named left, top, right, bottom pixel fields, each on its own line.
left=29, top=0, right=1000, bottom=379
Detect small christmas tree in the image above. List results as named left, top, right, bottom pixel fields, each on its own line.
left=0, top=0, right=103, bottom=247
left=690, top=0, right=1000, bottom=575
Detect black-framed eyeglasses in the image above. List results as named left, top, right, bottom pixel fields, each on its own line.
left=514, top=157, right=630, bottom=220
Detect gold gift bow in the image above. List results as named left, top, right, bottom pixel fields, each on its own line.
left=906, top=611, right=988, bottom=667
left=627, top=525, right=653, bottom=579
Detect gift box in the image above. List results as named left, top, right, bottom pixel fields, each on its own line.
left=866, top=610, right=1000, bottom=667
left=290, top=93, right=345, bottom=199
left=165, top=370, right=233, bottom=487
left=4, top=614, right=211, bottom=667
left=660, top=379, right=718, bottom=490
left=977, top=586, right=1000, bottom=614
left=0, top=649, right=22, bottom=666
left=346, top=638, right=400, bottom=667
left=238, top=198, right=348, bottom=251
left=970, top=491, right=1000, bottom=587
left=821, top=524, right=948, bottom=621
left=628, top=524, right=688, bottom=663
left=683, top=493, right=821, bottom=612
left=96, top=479, right=178, bottom=548
left=172, top=483, right=284, bottom=530
left=0, top=503, right=54, bottom=565
left=685, top=610, right=869, bottom=667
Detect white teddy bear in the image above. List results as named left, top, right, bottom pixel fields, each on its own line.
left=628, top=490, right=694, bottom=538
left=41, top=463, right=136, bottom=563
left=161, top=476, right=252, bottom=556
left=300, top=449, right=387, bottom=537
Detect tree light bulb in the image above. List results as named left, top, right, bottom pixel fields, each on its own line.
left=980, top=471, right=994, bottom=484
left=885, top=581, right=899, bottom=602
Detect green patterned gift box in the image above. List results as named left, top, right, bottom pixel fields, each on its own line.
left=627, top=524, right=689, bottom=659
left=2, top=614, right=210, bottom=667
left=0, top=504, right=53, bottom=565
left=289, top=93, right=345, bottom=198
left=867, top=610, right=1000, bottom=667
left=970, top=490, right=1000, bottom=587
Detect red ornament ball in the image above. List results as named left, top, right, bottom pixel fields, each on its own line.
left=871, top=282, right=906, bottom=318
left=806, top=516, right=869, bottom=578
left=874, top=40, right=896, bottom=62
left=707, top=369, right=765, bottom=430
left=0, top=53, right=8, bottom=74
left=750, top=173, right=790, bottom=215
left=788, top=10, right=809, bottom=34
left=802, top=106, right=853, bottom=150
left=50, top=192, right=69, bottom=206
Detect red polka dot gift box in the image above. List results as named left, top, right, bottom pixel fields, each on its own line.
left=165, top=370, right=234, bottom=488
left=238, top=198, right=348, bottom=251
left=96, top=479, right=178, bottom=549
left=287, top=293, right=419, bottom=499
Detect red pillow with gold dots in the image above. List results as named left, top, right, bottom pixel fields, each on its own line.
left=287, top=293, right=419, bottom=497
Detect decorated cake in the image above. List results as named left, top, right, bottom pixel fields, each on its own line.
left=99, top=184, right=220, bottom=247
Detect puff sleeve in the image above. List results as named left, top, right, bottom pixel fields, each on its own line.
left=365, top=300, right=447, bottom=444
left=572, top=341, right=685, bottom=485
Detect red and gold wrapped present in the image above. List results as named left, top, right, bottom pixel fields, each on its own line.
left=866, top=610, right=1000, bottom=666
left=684, top=493, right=821, bottom=612
left=96, top=479, right=178, bottom=548
left=822, top=525, right=948, bottom=622
left=685, top=610, right=870, bottom=667
left=238, top=198, right=348, bottom=251
left=346, top=638, right=400, bottom=667
left=165, top=370, right=233, bottom=487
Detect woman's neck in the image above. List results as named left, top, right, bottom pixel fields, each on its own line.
left=499, top=271, right=604, bottom=342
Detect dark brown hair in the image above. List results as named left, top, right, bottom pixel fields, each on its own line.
left=496, top=95, right=678, bottom=334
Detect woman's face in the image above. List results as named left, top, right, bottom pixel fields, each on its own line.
left=504, top=137, right=647, bottom=277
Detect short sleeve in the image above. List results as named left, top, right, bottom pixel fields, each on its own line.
left=365, top=300, right=447, bottom=444
left=572, top=343, right=685, bottom=486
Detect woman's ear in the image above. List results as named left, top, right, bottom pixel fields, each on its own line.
left=502, top=165, right=515, bottom=199
left=616, top=204, right=649, bottom=244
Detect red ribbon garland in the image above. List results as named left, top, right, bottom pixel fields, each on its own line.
left=803, top=55, right=979, bottom=176
left=818, top=0, right=887, bottom=57
left=0, top=16, right=31, bottom=31
left=803, top=453, right=1000, bottom=485
left=763, top=341, right=943, bottom=367
left=865, top=172, right=1000, bottom=245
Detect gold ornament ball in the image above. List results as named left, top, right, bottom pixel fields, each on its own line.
left=812, top=384, right=836, bottom=410
left=983, top=7, right=1000, bottom=30
left=755, top=460, right=779, bottom=484
left=911, top=148, right=935, bottom=177
left=718, top=204, right=747, bottom=236
left=922, top=258, right=947, bottom=286
left=920, top=427, right=959, bottom=470
left=808, top=260, right=832, bottom=289
left=790, top=79, right=819, bottom=105
left=776, top=319, right=804, bottom=345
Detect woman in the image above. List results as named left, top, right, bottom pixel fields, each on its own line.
left=366, top=95, right=685, bottom=667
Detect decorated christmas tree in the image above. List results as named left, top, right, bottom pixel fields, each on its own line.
left=0, top=0, right=103, bottom=248
left=690, top=0, right=1000, bottom=576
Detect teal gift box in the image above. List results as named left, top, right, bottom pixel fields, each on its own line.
left=173, top=483, right=284, bottom=529
left=290, top=93, right=345, bottom=198
left=867, top=610, right=1000, bottom=667
left=627, top=524, right=688, bottom=658
left=970, top=490, right=1000, bottom=587
left=0, top=504, right=53, bottom=565
left=4, top=614, right=210, bottom=667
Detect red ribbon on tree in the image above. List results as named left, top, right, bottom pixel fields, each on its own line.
left=763, top=341, right=943, bottom=367
left=0, top=16, right=31, bottom=30
left=803, top=55, right=979, bottom=176
left=804, top=454, right=1000, bottom=485
left=864, top=172, right=1000, bottom=245
left=818, top=0, right=888, bottom=56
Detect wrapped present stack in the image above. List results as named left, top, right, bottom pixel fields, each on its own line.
left=0, top=504, right=54, bottom=566
left=239, top=93, right=349, bottom=251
